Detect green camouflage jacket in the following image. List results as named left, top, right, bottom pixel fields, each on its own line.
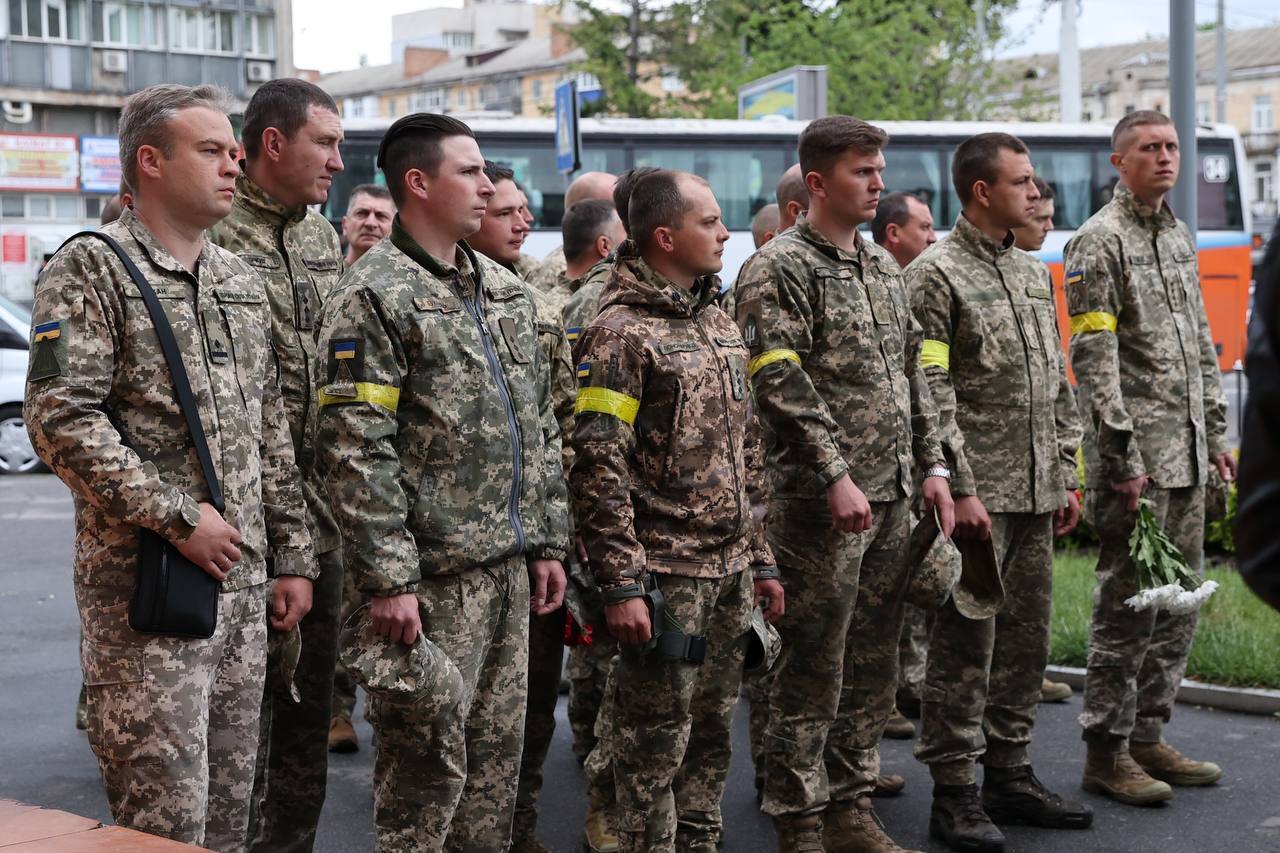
left=1064, top=185, right=1229, bottom=488
left=561, top=255, right=616, bottom=356
left=528, top=244, right=567, bottom=293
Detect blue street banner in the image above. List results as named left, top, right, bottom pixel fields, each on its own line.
left=80, top=136, right=121, bottom=194
left=555, top=80, right=580, bottom=175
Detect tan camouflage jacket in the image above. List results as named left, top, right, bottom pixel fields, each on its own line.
left=207, top=172, right=343, bottom=553
left=316, top=218, right=570, bottom=596
left=734, top=215, right=944, bottom=502
left=24, top=208, right=316, bottom=590
left=570, top=255, right=775, bottom=590
left=1064, top=186, right=1229, bottom=488
left=528, top=244, right=567, bottom=293
left=907, top=214, right=1081, bottom=513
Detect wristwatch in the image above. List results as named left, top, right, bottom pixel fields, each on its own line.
left=924, top=463, right=952, bottom=482
left=172, top=494, right=203, bottom=540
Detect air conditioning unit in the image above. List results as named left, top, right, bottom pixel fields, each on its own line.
left=100, top=50, right=128, bottom=73
left=246, top=61, right=272, bottom=83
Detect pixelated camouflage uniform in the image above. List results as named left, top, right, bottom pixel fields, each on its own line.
left=1065, top=186, right=1228, bottom=748
left=896, top=604, right=928, bottom=709
left=734, top=214, right=944, bottom=816
left=24, top=208, right=316, bottom=852
left=316, top=218, right=570, bottom=853
left=570, top=254, right=776, bottom=853
left=513, top=252, right=541, bottom=281
left=207, top=171, right=344, bottom=853
left=527, top=244, right=567, bottom=293
left=905, top=214, right=1082, bottom=785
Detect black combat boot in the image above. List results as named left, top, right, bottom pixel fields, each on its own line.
left=930, top=784, right=1005, bottom=853
left=982, top=764, right=1094, bottom=829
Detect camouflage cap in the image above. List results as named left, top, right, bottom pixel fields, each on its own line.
left=338, top=604, right=465, bottom=715
left=744, top=606, right=781, bottom=673
left=905, top=506, right=962, bottom=611
left=268, top=623, right=302, bottom=703
left=952, top=535, right=1006, bottom=621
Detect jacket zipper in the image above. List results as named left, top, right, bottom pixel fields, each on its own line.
left=691, top=304, right=744, bottom=540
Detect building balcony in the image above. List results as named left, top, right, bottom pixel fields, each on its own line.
left=1245, top=130, right=1279, bottom=155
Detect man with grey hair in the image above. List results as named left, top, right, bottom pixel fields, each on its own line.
left=25, top=83, right=315, bottom=851
left=342, top=183, right=395, bottom=267
left=528, top=170, right=618, bottom=290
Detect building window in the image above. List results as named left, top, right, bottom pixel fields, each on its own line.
left=1253, top=95, right=1274, bottom=132
left=456, top=89, right=466, bottom=109
left=0, top=195, right=22, bottom=218
left=443, top=31, right=472, bottom=50
left=11, top=0, right=87, bottom=40
left=344, top=97, right=363, bottom=118
left=1257, top=161, right=1274, bottom=204
left=575, top=72, right=601, bottom=93
left=168, top=7, right=235, bottom=53
left=531, top=79, right=543, bottom=101
left=1196, top=100, right=1210, bottom=123
left=92, top=1, right=155, bottom=46
left=244, top=14, right=273, bottom=57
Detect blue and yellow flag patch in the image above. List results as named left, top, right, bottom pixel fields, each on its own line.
left=1065, top=269, right=1085, bottom=287
left=577, top=362, right=591, bottom=379
left=333, top=340, right=356, bottom=360
left=33, top=321, right=61, bottom=342
left=565, top=326, right=582, bottom=343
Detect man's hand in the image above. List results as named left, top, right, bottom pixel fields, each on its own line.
left=270, top=575, right=313, bottom=632
left=754, top=579, right=785, bottom=622
left=371, top=592, right=421, bottom=646
left=826, top=473, right=873, bottom=534
left=528, top=558, right=566, bottom=616
left=606, top=597, right=652, bottom=646
left=1111, top=474, right=1149, bottom=512
left=1054, top=490, right=1081, bottom=537
left=921, top=476, right=956, bottom=539
left=175, top=502, right=242, bottom=582
left=953, top=495, right=993, bottom=541
left=1214, top=452, right=1238, bottom=484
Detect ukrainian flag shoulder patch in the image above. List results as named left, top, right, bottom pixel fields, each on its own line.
left=566, top=326, right=582, bottom=343
left=33, top=321, right=61, bottom=342
left=1065, top=269, right=1085, bottom=287
left=333, top=340, right=357, bottom=360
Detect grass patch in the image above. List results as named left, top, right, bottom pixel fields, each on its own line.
left=1051, top=550, right=1280, bottom=690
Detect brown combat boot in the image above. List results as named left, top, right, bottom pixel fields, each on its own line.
left=882, top=707, right=916, bottom=739
left=773, top=813, right=825, bottom=853
left=870, top=773, right=906, bottom=798
left=327, top=715, right=358, bottom=754
left=1081, top=744, right=1173, bottom=805
left=824, top=796, right=922, bottom=853
left=1130, top=740, right=1223, bottom=786
left=582, top=797, right=619, bottom=853
left=1039, top=678, right=1072, bottom=703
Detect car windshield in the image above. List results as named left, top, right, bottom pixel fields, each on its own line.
left=0, top=295, right=31, bottom=325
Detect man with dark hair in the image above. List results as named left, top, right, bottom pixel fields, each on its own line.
left=1012, top=177, right=1056, bottom=254
left=206, top=75, right=345, bottom=853
left=571, top=168, right=783, bottom=853
left=529, top=171, right=618, bottom=290
left=776, top=163, right=809, bottom=232
left=872, top=192, right=936, bottom=271
left=1066, top=109, right=1233, bottom=805
left=316, top=113, right=569, bottom=851
left=907, top=133, right=1091, bottom=852
left=736, top=115, right=953, bottom=853
left=341, top=184, right=395, bottom=267
left=564, top=199, right=624, bottom=270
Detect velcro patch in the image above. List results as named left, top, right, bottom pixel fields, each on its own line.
left=1065, top=269, right=1085, bottom=286
left=33, top=321, right=61, bottom=342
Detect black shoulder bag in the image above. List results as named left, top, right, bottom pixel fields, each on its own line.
left=61, top=231, right=222, bottom=638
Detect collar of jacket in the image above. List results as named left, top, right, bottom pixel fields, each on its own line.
left=951, top=212, right=1016, bottom=263
left=599, top=253, right=720, bottom=318
left=234, top=169, right=308, bottom=227
left=389, top=215, right=479, bottom=287
left=792, top=213, right=868, bottom=267
left=119, top=206, right=232, bottom=283
left=564, top=256, right=610, bottom=295
left=1114, top=184, right=1178, bottom=232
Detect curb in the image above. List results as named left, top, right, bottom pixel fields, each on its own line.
left=1046, top=665, right=1280, bottom=716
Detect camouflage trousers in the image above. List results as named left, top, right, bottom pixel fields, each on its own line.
left=897, top=603, right=929, bottom=707
left=762, top=497, right=911, bottom=817
left=568, top=631, right=618, bottom=762
left=512, top=608, right=565, bottom=842
left=1081, top=486, right=1204, bottom=746
left=331, top=557, right=364, bottom=720
left=914, top=513, right=1054, bottom=785
left=247, top=548, right=344, bottom=853
left=77, top=581, right=268, bottom=853
left=741, top=667, right=774, bottom=791
left=367, top=556, right=529, bottom=853
left=609, top=569, right=753, bottom=853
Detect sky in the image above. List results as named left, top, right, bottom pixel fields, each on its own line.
left=292, top=0, right=1280, bottom=75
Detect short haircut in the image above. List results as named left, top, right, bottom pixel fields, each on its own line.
left=871, top=191, right=922, bottom=245
left=613, top=166, right=662, bottom=237
left=377, top=112, right=475, bottom=205
left=798, top=115, right=888, bottom=179
left=776, top=167, right=809, bottom=211
left=347, top=183, right=392, bottom=211
left=562, top=199, right=618, bottom=263
left=951, top=132, right=1030, bottom=206
left=118, top=84, right=233, bottom=194
left=483, top=159, right=515, bottom=187
left=1112, top=109, right=1173, bottom=151
left=100, top=194, right=124, bottom=225
left=1032, top=176, right=1055, bottom=202
left=241, top=78, right=339, bottom=160
left=751, top=203, right=780, bottom=248
left=629, top=170, right=703, bottom=254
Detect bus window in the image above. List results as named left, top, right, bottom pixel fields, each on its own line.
left=1197, top=142, right=1244, bottom=230
left=633, top=144, right=789, bottom=231
left=882, top=146, right=945, bottom=224
left=485, top=143, right=627, bottom=228
left=1027, top=148, right=1092, bottom=229
left=322, top=144, right=379, bottom=222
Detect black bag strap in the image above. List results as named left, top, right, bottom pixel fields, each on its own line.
left=59, top=230, right=225, bottom=514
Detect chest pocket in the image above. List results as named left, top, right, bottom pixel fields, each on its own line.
left=215, top=285, right=267, bottom=413
left=302, top=256, right=342, bottom=304
left=715, top=334, right=749, bottom=400
left=485, top=282, right=539, bottom=378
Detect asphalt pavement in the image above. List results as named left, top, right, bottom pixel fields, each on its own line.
left=1, top=474, right=1278, bottom=853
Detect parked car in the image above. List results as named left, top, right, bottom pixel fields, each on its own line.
left=0, top=296, right=46, bottom=475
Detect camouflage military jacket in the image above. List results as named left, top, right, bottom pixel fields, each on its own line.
left=24, top=208, right=316, bottom=590
left=317, top=218, right=570, bottom=596
left=208, top=172, right=343, bottom=553
left=514, top=252, right=541, bottom=280
left=523, top=275, right=576, bottom=477
left=570, top=255, right=775, bottom=590
left=1064, top=186, right=1229, bottom=488
left=561, top=256, right=615, bottom=353
left=528, top=244, right=567, bottom=293
left=907, top=214, right=1081, bottom=513
left=734, top=215, right=944, bottom=501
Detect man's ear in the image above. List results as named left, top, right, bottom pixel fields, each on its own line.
left=404, top=169, right=430, bottom=204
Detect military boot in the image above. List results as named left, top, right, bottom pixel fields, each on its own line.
left=1081, top=744, right=1173, bottom=806
left=582, top=797, right=619, bottom=853
left=824, top=796, right=922, bottom=853
left=1130, top=740, right=1223, bottom=786
left=871, top=773, right=906, bottom=798
left=929, top=784, right=1005, bottom=853
left=772, top=813, right=824, bottom=853
left=882, top=708, right=916, bottom=739
left=981, top=765, right=1093, bottom=829
left=1039, top=678, right=1072, bottom=703
left=327, top=715, right=358, bottom=753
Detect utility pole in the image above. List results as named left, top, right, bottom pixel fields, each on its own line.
left=1059, top=0, right=1083, bottom=122
left=628, top=0, right=641, bottom=118
left=1215, top=0, right=1227, bottom=123
left=1171, top=0, right=1199, bottom=238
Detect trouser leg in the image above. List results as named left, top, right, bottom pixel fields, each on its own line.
left=512, top=607, right=565, bottom=840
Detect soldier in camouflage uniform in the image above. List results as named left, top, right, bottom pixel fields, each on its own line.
left=204, top=79, right=345, bottom=853
left=316, top=114, right=569, bottom=853
left=571, top=169, right=783, bottom=853
left=528, top=171, right=618, bottom=293
left=735, top=116, right=953, bottom=853
left=1066, top=111, right=1234, bottom=805
left=906, top=133, right=1092, bottom=853
left=25, top=84, right=316, bottom=852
